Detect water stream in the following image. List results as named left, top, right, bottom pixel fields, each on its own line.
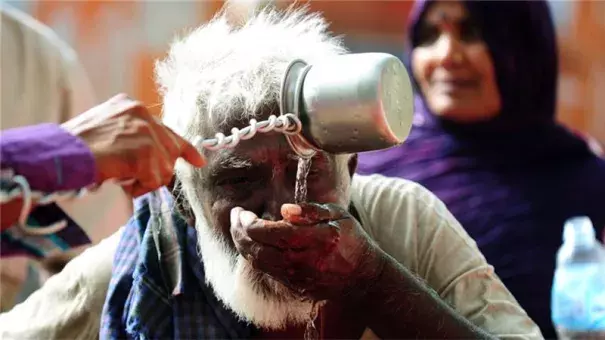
left=294, top=157, right=312, bottom=204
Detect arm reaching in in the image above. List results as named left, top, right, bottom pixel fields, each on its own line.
left=1, top=94, right=205, bottom=248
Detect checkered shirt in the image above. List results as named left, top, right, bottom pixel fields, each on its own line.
left=100, top=187, right=256, bottom=339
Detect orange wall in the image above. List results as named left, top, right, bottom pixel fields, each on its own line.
left=29, top=1, right=224, bottom=116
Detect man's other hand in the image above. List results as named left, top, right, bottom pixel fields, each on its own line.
left=62, top=94, right=205, bottom=197
left=230, top=202, right=385, bottom=301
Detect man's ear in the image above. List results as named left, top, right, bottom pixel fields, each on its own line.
left=348, top=154, right=358, bottom=179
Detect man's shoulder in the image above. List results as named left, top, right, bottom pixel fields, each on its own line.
left=351, top=174, right=440, bottom=214
left=350, top=174, right=454, bottom=247
left=350, top=173, right=467, bottom=259
left=114, top=187, right=181, bottom=270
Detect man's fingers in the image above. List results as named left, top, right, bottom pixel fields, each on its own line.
left=232, top=207, right=341, bottom=249
left=246, top=244, right=290, bottom=279
left=281, top=203, right=346, bottom=225
left=230, top=207, right=245, bottom=228
left=230, top=207, right=283, bottom=269
left=247, top=222, right=339, bottom=250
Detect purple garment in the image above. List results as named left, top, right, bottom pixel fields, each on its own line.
left=357, top=1, right=605, bottom=338
left=1, top=123, right=97, bottom=257
left=1, top=123, right=96, bottom=192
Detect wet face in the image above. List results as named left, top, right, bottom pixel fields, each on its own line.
left=179, top=113, right=354, bottom=328
left=411, top=0, right=501, bottom=122
left=200, top=132, right=350, bottom=246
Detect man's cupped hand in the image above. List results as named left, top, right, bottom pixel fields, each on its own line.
left=230, top=203, right=385, bottom=301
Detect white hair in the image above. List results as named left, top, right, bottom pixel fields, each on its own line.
left=156, top=6, right=351, bottom=329
left=157, top=6, right=348, bottom=142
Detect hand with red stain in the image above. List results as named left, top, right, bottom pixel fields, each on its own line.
left=230, top=203, right=384, bottom=301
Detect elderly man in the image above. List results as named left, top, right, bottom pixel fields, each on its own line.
left=1, top=7, right=541, bottom=340
left=102, top=8, right=540, bottom=339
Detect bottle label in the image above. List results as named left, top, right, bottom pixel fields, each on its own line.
left=552, top=263, right=605, bottom=331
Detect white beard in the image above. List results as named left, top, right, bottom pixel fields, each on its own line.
left=195, top=217, right=314, bottom=330
left=180, top=156, right=353, bottom=330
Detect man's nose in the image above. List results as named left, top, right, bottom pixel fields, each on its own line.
left=434, top=33, right=464, bottom=67
left=261, top=182, right=295, bottom=221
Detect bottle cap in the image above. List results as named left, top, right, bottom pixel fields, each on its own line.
left=563, top=216, right=596, bottom=246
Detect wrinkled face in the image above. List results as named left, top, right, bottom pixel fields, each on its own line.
left=411, top=0, right=501, bottom=122
left=179, top=111, right=353, bottom=329
left=201, top=130, right=351, bottom=248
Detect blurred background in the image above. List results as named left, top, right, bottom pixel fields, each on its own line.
left=5, top=0, right=605, bottom=142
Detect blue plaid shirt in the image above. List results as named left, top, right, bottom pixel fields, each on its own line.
left=100, top=187, right=257, bottom=339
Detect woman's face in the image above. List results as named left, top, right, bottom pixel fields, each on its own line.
left=411, top=1, right=501, bottom=122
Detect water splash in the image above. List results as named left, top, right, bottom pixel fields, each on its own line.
left=294, top=157, right=320, bottom=340
left=294, top=157, right=312, bottom=204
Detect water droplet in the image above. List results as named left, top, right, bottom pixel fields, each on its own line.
left=353, top=128, right=359, bottom=135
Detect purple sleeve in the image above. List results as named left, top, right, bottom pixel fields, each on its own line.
left=1, top=123, right=96, bottom=192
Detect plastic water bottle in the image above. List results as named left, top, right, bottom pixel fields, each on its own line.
left=551, top=216, right=605, bottom=339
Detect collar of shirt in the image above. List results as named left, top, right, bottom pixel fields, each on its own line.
left=100, top=187, right=256, bottom=339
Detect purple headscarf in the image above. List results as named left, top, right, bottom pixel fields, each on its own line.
left=357, top=1, right=605, bottom=337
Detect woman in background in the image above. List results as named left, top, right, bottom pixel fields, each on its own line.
left=357, top=0, right=605, bottom=337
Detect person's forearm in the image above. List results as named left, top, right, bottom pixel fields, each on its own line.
left=0, top=123, right=98, bottom=256
left=358, top=250, right=496, bottom=339
left=0, top=123, right=96, bottom=230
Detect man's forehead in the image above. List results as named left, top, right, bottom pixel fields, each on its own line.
left=206, top=103, right=280, bottom=136
left=199, top=102, right=334, bottom=175
left=209, top=134, right=292, bottom=161
left=204, top=132, right=291, bottom=172
left=205, top=135, right=330, bottom=176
